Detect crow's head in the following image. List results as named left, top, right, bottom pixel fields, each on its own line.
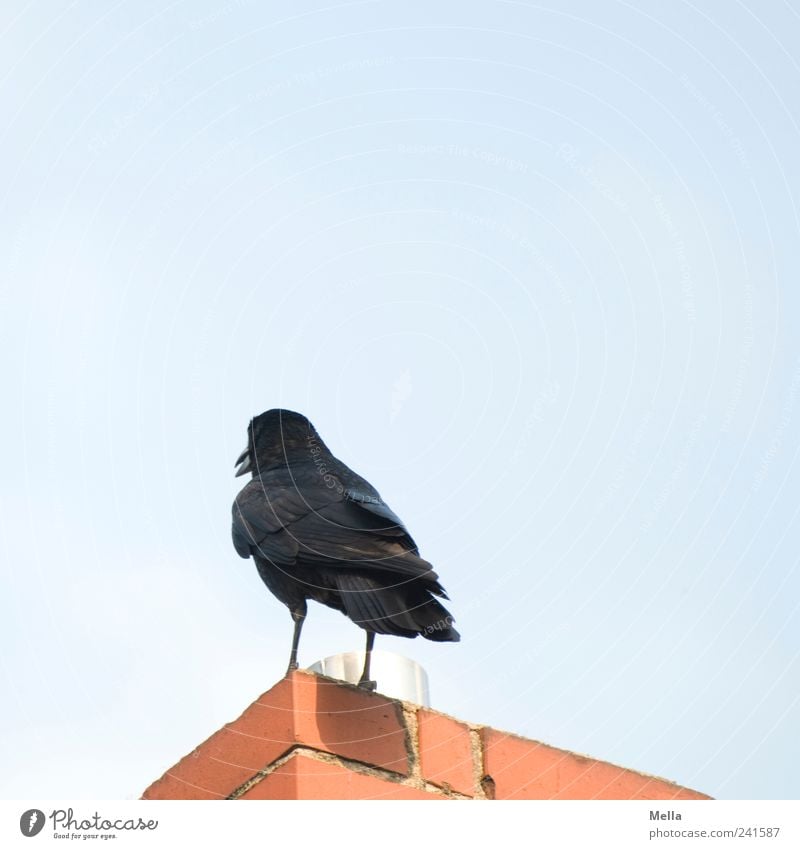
left=235, top=409, right=325, bottom=477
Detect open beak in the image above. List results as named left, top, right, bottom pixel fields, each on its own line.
left=234, top=446, right=252, bottom=477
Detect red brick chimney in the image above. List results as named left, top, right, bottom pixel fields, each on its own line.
left=142, top=671, right=710, bottom=800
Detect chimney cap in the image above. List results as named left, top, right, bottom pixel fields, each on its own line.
left=307, top=650, right=430, bottom=705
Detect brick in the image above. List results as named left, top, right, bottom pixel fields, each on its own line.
left=240, top=752, right=440, bottom=800
left=288, top=672, right=409, bottom=774
left=417, top=709, right=475, bottom=796
left=481, top=730, right=711, bottom=800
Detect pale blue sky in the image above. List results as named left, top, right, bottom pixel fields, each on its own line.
left=1, top=1, right=798, bottom=800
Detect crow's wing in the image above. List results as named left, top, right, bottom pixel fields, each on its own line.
left=342, top=486, right=416, bottom=544
left=231, top=467, right=333, bottom=561
left=328, top=461, right=420, bottom=547
left=232, top=464, right=445, bottom=592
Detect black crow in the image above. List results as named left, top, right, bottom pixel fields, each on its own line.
left=232, top=409, right=459, bottom=689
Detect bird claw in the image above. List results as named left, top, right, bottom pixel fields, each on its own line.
left=358, top=679, right=377, bottom=691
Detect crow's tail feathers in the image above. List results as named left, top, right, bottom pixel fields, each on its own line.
left=336, top=573, right=460, bottom=641
left=413, top=595, right=460, bottom=642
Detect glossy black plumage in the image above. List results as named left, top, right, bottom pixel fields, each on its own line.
left=231, top=409, right=459, bottom=686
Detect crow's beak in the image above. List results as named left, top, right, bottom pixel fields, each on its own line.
left=234, top=446, right=252, bottom=477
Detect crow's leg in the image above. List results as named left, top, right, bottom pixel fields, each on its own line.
left=357, top=631, right=377, bottom=691
left=286, top=602, right=307, bottom=675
